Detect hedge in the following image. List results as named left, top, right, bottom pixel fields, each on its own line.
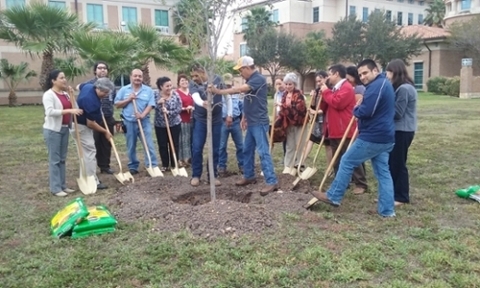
left=426, top=76, right=460, bottom=97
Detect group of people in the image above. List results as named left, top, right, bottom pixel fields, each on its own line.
left=41, top=55, right=417, bottom=217
left=42, top=56, right=279, bottom=198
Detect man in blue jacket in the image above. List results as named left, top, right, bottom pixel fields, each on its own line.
left=310, top=59, right=396, bottom=217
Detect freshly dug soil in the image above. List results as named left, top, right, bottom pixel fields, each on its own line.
left=109, top=171, right=315, bottom=239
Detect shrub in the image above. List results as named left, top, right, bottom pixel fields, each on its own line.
left=441, top=76, right=460, bottom=97
left=426, top=76, right=448, bottom=94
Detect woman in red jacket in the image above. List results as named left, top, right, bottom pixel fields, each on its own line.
left=320, top=64, right=368, bottom=194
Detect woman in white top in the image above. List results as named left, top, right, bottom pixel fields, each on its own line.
left=42, top=69, right=83, bottom=197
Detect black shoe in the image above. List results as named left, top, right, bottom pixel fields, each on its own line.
left=97, top=183, right=108, bottom=190
left=129, top=169, right=139, bottom=175
left=101, top=168, right=114, bottom=174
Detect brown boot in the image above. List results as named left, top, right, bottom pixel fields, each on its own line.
left=309, top=190, right=339, bottom=207
left=260, top=184, right=278, bottom=196
left=235, top=178, right=257, bottom=186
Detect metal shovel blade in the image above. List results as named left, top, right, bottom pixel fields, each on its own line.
left=289, top=167, right=297, bottom=177
left=171, top=167, right=179, bottom=177
left=303, top=197, right=319, bottom=209
left=300, top=167, right=317, bottom=180
left=77, top=175, right=97, bottom=195
left=123, top=171, right=135, bottom=183
left=114, top=173, right=127, bottom=185
left=178, top=167, right=188, bottom=177
left=146, top=166, right=164, bottom=177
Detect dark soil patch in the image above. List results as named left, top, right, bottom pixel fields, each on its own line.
left=109, top=171, right=316, bottom=239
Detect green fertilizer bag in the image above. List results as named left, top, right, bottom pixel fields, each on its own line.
left=71, top=205, right=117, bottom=238
left=50, top=197, right=89, bottom=238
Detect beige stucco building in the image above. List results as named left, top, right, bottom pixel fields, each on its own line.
left=231, top=0, right=480, bottom=92
left=0, top=0, right=179, bottom=105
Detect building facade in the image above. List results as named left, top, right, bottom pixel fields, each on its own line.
left=444, top=0, right=480, bottom=25
left=0, top=0, right=179, bottom=105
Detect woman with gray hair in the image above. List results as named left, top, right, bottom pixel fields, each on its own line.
left=275, top=72, right=307, bottom=173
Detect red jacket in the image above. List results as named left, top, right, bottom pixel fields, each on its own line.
left=320, top=80, right=356, bottom=139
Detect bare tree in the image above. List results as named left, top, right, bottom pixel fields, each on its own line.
left=173, top=0, right=264, bottom=201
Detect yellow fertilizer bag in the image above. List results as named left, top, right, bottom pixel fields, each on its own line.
left=51, top=197, right=89, bottom=238
left=71, top=205, right=117, bottom=239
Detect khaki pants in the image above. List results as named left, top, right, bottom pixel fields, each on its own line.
left=284, top=125, right=306, bottom=168
left=70, top=124, right=100, bottom=184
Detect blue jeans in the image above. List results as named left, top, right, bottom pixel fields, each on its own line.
left=191, top=120, right=222, bottom=178
left=218, top=118, right=244, bottom=170
left=43, top=127, right=69, bottom=194
left=326, top=139, right=395, bottom=217
left=124, top=118, right=158, bottom=171
left=243, top=124, right=278, bottom=185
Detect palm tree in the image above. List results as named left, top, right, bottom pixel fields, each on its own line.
left=0, top=3, right=94, bottom=91
left=0, top=59, right=37, bottom=107
left=243, top=7, right=275, bottom=43
left=54, top=56, right=87, bottom=83
left=424, top=0, right=446, bottom=27
left=73, top=30, right=137, bottom=81
left=127, top=24, right=190, bottom=85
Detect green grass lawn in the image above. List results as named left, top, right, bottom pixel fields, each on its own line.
left=1, top=93, right=480, bottom=287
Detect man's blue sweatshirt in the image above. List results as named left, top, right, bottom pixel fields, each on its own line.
left=353, top=73, right=395, bottom=143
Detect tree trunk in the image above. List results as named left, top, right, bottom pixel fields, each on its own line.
left=270, top=73, right=277, bottom=98
left=141, top=63, right=151, bottom=86
left=8, top=90, right=17, bottom=107
left=299, top=73, right=305, bottom=92
left=40, top=51, right=54, bottom=92
left=206, top=90, right=216, bottom=202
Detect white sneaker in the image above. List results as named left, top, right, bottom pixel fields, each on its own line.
left=64, top=188, right=75, bottom=193
left=54, top=192, right=68, bottom=197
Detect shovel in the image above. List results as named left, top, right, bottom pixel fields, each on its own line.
left=69, top=88, right=97, bottom=195
left=101, top=113, right=134, bottom=184
left=163, top=110, right=188, bottom=177
left=292, top=94, right=323, bottom=187
left=304, top=115, right=357, bottom=209
left=284, top=93, right=315, bottom=176
left=132, top=99, right=163, bottom=177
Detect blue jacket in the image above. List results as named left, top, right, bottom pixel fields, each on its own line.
left=353, top=73, right=395, bottom=143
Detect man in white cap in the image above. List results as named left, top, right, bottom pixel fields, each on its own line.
left=209, top=56, right=278, bottom=196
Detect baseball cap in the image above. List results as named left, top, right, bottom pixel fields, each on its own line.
left=233, top=56, right=254, bottom=70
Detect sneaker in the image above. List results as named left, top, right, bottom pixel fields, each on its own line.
left=54, top=191, right=68, bottom=197
left=191, top=177, right=200, bottom=187
left=63, top=188, right=75, bottom=193
left=260, top=184, right=278, bottom=196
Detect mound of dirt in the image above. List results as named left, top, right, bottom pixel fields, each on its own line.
left=109, top=171, right=316, bottom=239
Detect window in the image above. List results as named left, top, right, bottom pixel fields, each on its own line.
left=270, top=9, right=279, bottom=23
left=349, top=5, right=356, bottom=16
left=418, top=14, right=424, bottom=24
left=48, top=1, right=66, bottom=9
left=87, top=4, right=104, bottom=28
left=386, top=10, right=392, bottom=21
left=313, top=7, right=319, bottom=23
left=240, top=44, right=249, bottom=57
left=419, top=1, right=425, bottom=5
left=241, top=17, right=248, bottom=32
left=397, top=0, right=404, bottom=2
left=413, top=62, right=424, bottom=89
left=461, top=0, right=471, bottom=10
left=5, top=0, right=25, bottom=8
left=155, top=10, right=169, bottom=27
left=122, top=7, right=138, bottom=28
left=408, top=0, right=414, bottom=3
left=397, top=12, right=403, bottom=25
left=362, top=7, right=368, bottom=22
left=408, top=13, right=413, bottom=25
